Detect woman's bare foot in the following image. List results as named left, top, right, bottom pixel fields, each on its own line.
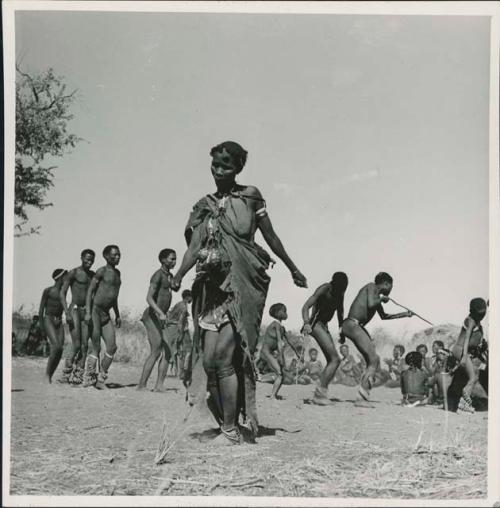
left=210, top=427, right=242, bottom=446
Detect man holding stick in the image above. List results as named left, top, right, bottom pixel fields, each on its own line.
left=341, top=272, right=414, bottom=401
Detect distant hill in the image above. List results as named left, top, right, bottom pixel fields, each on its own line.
left=408, top=323, right=461, bottom=350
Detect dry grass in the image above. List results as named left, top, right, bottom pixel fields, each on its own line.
left=9, top=357, right=487, bottom=499
left=11, top=433, right=485, bottom=498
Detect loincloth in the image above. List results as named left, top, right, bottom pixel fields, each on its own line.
left=46, top=315, right=63, bottom=328
left=342, top=317, right=372, bottom=340
left=198, top=304, right=231, bottom=332
left=70, top=304, right=87, bottom=321
left=94, top=305, right=111, bottom=326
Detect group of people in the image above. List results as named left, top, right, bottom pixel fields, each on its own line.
left=256, top=275, right=489, bottom=415
left=35, top=247, right=193, bottom=390
left=30, top=141, right=488, bottom=446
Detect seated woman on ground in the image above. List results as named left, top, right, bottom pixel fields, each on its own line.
left=383, top=344, right=407, bottom=388
left=400, top=351, right=430, bottom=406
left=334, top=344, right=361, bottom=387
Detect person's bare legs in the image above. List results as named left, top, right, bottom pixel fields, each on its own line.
left=44, top=317, right=64, bottom=383
left=137, top=312, right=162, bottom=390
left=84, top=307, right=102, bottom=387
left=462, top=356, right=478, bottom=399
left=213, top=323, right=237, bottom=431
left=311, top=322, right=340, bottom=402
left=59, top=308, right=82, bottom=383
left=260, top=348, right=283, bottom=399
left=203, top=329, right=224, bottom=423
left=78, top=316, right=90, bottom=371
left=153, top=339, right=171, bottom=392
left=98, top=321, right=116, bottom=388
left=342, top=320, right=379, bottom=400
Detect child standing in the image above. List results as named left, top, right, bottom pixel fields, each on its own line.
left=260, top=303, right=288, bottom=400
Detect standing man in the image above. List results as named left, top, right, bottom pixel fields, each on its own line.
left=59, top=249, right=96, bottom=384
left=84, top=245, right=122, bottom=389
left=301, top=272, right=348, bottom=405
left=39, top=269, right=68, bottom=383
left=341, top=272, right=413, bottom=401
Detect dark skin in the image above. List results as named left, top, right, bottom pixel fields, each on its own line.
left=172, top=151, right=308, bottom=290
left=84, top=248, right=122, bottom=374
left=39, top=275, right=66, bottom=383
left=171, top=149, right=307, bottom=434
left=301, top=282, right=346, bottom=393
left=341, top=280, right=413, bottom=397
left=175, top=295, right=193, bottom=380
left=261, top=308, right=287, bottom=400
left=60, top=253, right=95, bottom=370
left=450, top=306, right=487, bottom=399
left=137, top=252, right=176, bottom=391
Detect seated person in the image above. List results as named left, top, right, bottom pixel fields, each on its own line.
left=428, top=340, right=445, bottom=375
left=23, top=315, right=48, bottom=356
left=303, top=348, right=323, bottom=381
left=384, top=344, right=407, bottom=387
left=429, top=347, right=451, bottom=406
left=281, top=357, right=312, bottom=385
left=335, top=344, right=361, bottom=386
left=401, top=351, right=429, bottom=406
left=416, top=344, right=432, bottom=376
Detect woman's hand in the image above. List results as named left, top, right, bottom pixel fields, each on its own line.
left=171, top=274, right=182, bottom=292
left=292, top=269, right=307, bottom=288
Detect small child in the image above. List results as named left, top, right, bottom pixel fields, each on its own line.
left=416, top=344, right=431, bottom=376
left=260, top=303, right=288, bottom=399
left=303, top=348, right=323, bottom=382
left=400, top=351, right=429, bottom=406
left=429, top=340, right=445, bottom=374
left=335, top=344, right=360, bottom=386
left=429, top=347, right=451, bottom=406
left=384, top=344, right=406, bottom=387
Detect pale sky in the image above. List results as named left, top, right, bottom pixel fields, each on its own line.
left=12, top=11, right=490, bottom=335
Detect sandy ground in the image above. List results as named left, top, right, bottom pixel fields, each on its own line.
left=8, top=357, right=487, bottom=499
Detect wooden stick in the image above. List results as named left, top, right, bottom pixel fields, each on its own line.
left=388, top=297, right=434, bottom=326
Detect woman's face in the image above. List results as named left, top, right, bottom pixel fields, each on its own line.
left=417, top=346, right=427, bottom=357
left=211, top=150, right=239, bottom=186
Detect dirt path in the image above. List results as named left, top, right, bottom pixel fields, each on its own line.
left=9, top=357, right=487, bottom=499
